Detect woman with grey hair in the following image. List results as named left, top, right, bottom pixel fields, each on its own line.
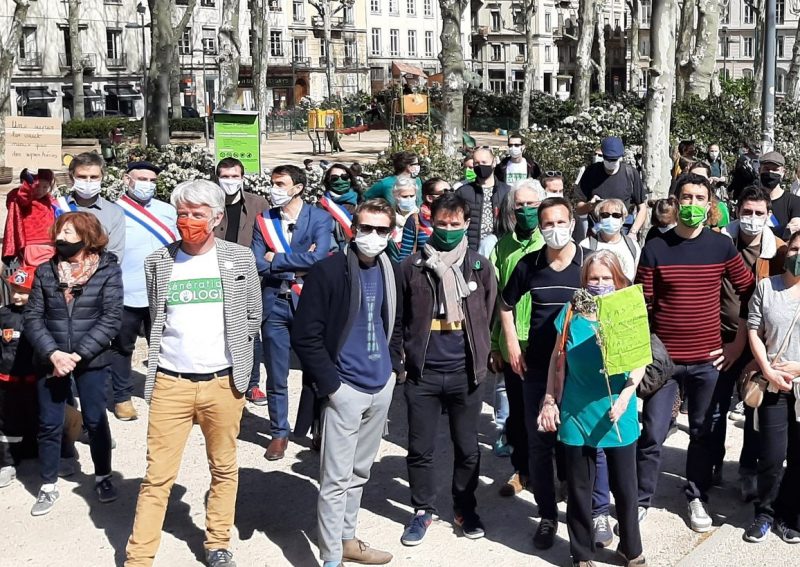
left=388, top=176, right=419, bottom=262
left=579, top=198, right=641, bottom=281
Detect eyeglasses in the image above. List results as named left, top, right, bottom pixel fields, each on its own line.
left=355, top=224, right=392, bottom=237
left=328, top=174, right=350, bottom=182
left=599, top=212, right=624, bottom=219
left=543, top=170, right=562, bottom=178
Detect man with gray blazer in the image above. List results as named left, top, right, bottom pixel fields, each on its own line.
left=125, top=180, right=262, bottom=567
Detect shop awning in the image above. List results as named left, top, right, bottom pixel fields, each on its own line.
left=392, top=62, right=427, bottom=79
left=62, top=86, right=103, bottom=100
left=18, top=87, right=57, bottom=102
left=104, top=85, right=141, bottom=99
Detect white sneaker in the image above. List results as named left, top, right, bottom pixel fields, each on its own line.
left=58, top=457, right=77, bottom=478
left=0, top=465, right=16, bottom=488
left=688, top=498, right=713, bottom=533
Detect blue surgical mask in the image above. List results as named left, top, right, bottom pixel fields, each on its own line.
left=131, top=180, right=156, bottom=202
left=397, top=197, right=416, bottom=213
left=597, top=216, right=623, bottom=235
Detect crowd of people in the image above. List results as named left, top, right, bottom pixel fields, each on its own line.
left=0, top=133, right=798, bottom=567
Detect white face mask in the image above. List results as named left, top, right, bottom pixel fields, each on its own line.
left=545, top=191, right=562, bottom=199
left=130, top=180, right=156, bottom=202
left=409, top=165, right=421, bottom=178
left=739, top=215, right=767, bottom=236
left=657, top=223, right=677, bottom=233
left=593, top=154, right=604, bottom=164
left=509, top=146, right=523, bottom=159
left=219, top=178, right=243, bottom=196
left=397, top=196, right=416, bottom=213
left=354, top=230, right=389, bottom=258
left=709, top=151, right=719, bottom=160
left=270, top=186, right=295, bottom=208
left=72, top=179, right=102, bottom=199
left=541, top=224, right=573, bottom=250
left=603, top=159, right=621, bottom=174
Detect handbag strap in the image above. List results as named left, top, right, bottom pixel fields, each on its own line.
left=773, top=300, right=800, bottom=362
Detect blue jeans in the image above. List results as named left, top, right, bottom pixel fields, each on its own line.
left=262, top=297, right=293, bottom=438
left=109, top=306, right=150, bottom=404
left=38, top=367, right=113, bottom=483
left=637, top=377, right=680, bottom=508
left=709, top=351, right=751, bottom=470
left=247, top=333, right=263, bottom=391
left=593, top=449, right=610, bottom=517
left=494, top=375, right=509, bottom=431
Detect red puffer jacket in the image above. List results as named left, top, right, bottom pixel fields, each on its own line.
left=2, top=172, right=56, bottom=265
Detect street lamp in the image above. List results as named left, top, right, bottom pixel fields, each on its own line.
left=126, top=2, right=149, bottom=146
left=721, top=26, right=728, bottom=79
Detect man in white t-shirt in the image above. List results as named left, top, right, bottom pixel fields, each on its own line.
left=125, top=180, right=261, bottom=567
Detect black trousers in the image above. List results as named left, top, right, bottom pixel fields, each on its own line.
left=109, top=306, right=151, bottom=404
left=503, top=365, right=529, bottom=476
left=405, top=370, right=483, bottom=516
left=564, top=443, right=643, bottom=562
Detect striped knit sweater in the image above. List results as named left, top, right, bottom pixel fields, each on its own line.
left=635, top=228, right=755, bottom=364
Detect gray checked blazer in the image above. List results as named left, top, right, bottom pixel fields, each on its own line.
left=143, top=239, right=262, bottom=402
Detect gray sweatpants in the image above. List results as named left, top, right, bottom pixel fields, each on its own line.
left=317, top=380, right=394, bottom=561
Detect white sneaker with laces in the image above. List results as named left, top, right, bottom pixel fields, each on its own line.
left=688, top=498, right=713, bottom=533
left=0, top=465, right=16, bottom=488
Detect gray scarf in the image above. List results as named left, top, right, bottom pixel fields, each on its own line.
left=422, top=238, right=471, bottom=324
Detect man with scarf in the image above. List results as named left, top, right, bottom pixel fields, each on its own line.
left=319, top=163, right=361, bottom=251
left=398, top=193, right=497, bottom=546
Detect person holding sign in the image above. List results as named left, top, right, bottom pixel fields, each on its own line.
left=538, top=250, right=647, bottom=567
left=251, top=165, right=333, bottom=461
left=109, top=162, right=176, bottom=422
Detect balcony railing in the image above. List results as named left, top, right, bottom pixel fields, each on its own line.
left=293, top=56, right=311, bottom=67
left=17, top=52, right=43, bottom=69
left=58, top=53, right=96, bottom=70
left=106, top=53, right=127, bottom=69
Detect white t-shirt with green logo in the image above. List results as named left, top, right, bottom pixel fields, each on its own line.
left=505, top=160, right=529, bottom=185
left=158, top=245, right=233, bottom=373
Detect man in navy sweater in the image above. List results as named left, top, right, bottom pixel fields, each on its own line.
left=291, top=199, right=403, bottom=567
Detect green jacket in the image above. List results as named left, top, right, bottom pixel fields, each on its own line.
left=490, top=228, right=545, bottom=361
left=364, top=175, right=423, bottom=206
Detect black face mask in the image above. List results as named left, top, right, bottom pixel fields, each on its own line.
left=55, top=239, right=86, bottom=259
left=474, top=164, right=494, bottom=180
left=760, top=171, right=783, bottom=190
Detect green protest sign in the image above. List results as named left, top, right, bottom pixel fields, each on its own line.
left=595, top=284, right=652, bottom=375
left=213, top=111, right=261, bottom=174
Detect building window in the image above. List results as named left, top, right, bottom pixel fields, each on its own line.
left=424, top=0, right=432, bottom=16
left=106, top=29, right=122, bottom=59
left=343, top=5, right=355, bottom=24
left=491, top=11, right=501, bottom=32
left=292, top=37, right=305, bottom=60
left=19, top=26, right=38, bottom=61
left=517, top=43, right=526, bottom=57
left=777, top=0, right=785, bottom=24
left=408, top=30, right=417, bottom=56
left=371, top=28, right=381, bottom=55
left=370, top=66, right=385, bottom=81
left=545, top=12, right=551, bottom=33
left=202, top=27, right=217, bottom=55
left=390, top=29, right=399, bottom=56
left=743, top=68, right=754, bottom=79
left=489, top=70, right=505, bottom=93
left=270, top=30, right=283, bottom=56
left=200, top=0, right=215, bottom=6
left=407, top=0, right=415, bottom=16
left=178, top=27, right=191, bottom=55
left=778, top=35, right=785, bottom=58
left=292, top=0, right=304, bottom=21
left=320, top=39, right=327, bottom=57
left=268, top=0, right=281, bottom=11
left=513, top=70, right=525, bottom=91
left=777, top=72, right=785, bottom=93
left=639, top=37, right=649, bottom=56
left=344, top=38, right=356, bottom=61
left=545, top=45, right=551, bottom=62
left=425, top=30, right=434, bottom=57
left=370, top=0, right=380, bottom=13
left=720, top=3, right=730, bottom=24
left=491, top=44, right=502, bottom=61
left=744, top=1, right=755, bottom=24
left=743, top=36, right=753, bottom=58
left=641, top=0, right=651, bottom=24
left=389, top=0, right=398, bottom=15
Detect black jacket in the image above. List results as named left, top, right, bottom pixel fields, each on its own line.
left=25, top=252, right=123, bottom=373
left=456, top=179, right=512, bottom=250
left=291, top=247, right=403, bottom=398
left=0, top=305, right=36, bottom=381
left=494, top=156, right=542, bottom=183
left=400, top=249, right=497, bottom=387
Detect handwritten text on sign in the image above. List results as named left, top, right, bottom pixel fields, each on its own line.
left=5, top=116, right=62, bottom=170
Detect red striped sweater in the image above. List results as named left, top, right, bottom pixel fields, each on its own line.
left=635, top=229, right=755, bottom=363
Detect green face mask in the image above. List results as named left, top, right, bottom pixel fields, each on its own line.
left=514, top=206, right=539, bottom=233
left=464, top=168, right=477, bottom=182
left=329, top=178, right=351, bottom=194
left=430, top=227, right=466, bottom=251
left=785, top=254, right=800, bottom=276
left=678, top=204, right=708, bottom=228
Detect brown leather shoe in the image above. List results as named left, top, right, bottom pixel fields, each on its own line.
left=114, top=400, right=138, bottom=421
left=342, top=538, right=392, bottom=565
left=498, top=472, right=527, bottom=497
left=264, top=437, right=288, bottom=461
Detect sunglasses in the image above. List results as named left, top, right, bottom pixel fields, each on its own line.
left=328, top=174, right=350, bottom=182
left=509, top=143, right=523, bottom=147
left=543, top=170, right=562, bottom=178
left=355, top=224, right=392, bottom=237
left=599, top=212, right=624, bottom=219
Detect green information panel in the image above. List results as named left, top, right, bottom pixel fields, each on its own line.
left=213, top=111, right=261, bottom=174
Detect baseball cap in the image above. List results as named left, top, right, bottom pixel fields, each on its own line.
left=760, top=151, right=785, bottom=167
left=7, top=266, right=35, bottom=292
left=601, top=137, right=625, bottom=160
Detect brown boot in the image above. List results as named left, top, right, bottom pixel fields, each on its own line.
left=342, top=538, right=392, bottom=565
left=114, top=400, right=138, bottom=421
left=264, top=437, right=288, bottom=461
left=498, top=472, right=527, bottom=497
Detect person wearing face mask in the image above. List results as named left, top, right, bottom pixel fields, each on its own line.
left=397, top=177, right=452, bottom=262
left=387, top=177, right=419, bottom=262
left=213, top=157, right=269, bottom=249
left=494, top=133, right=542, bottom=186
left=109, top=161, right=177, bottom=421
left=538, top=251, right=648, bottom=567
left=758, top=152, right=800, bottom=238
left=499, top=197, right=588, bottom=550
left=125, top=180, right=261, bottom=567
left=291, top=199, right=403, bottom=567
left=65, top=153, right=126, bottom=264
left=318, top=163, right=361, bottom=252
left=251, top=165, right=333, bottom=461
left=707, top=144, right=728, bottom=188
left=25, top=212, right=123, bottom=517
left=364, top=151, right=423, bottom=206
left=576, top=137, right=647, bottom=239
left=635, top=174, right=755, bottom=534
left=2, top=168, right=58, bottom=267
left=716, top=187, right=786, bottom=500
left=456, top=147, right=512, bottom=251
left=580, top=198, right=641, bottom=281
left=398, top=193, right=497, bottom=546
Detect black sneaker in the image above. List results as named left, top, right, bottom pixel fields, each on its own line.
left=454, top=512, right=485, bottom=539
left=773, top=520, right=800, bottom=544
left=206, top=549, right=237, bottom=567
left=534, top=518, right=558, bottom=549
left=744, top=515, right=772, bottom=543
left=95, top=477, right=118, bottom=503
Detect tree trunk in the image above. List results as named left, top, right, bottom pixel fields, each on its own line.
left=751, top=0, right=765, bottom=108
left=642, top=0, right=678, bottom=199
left=519, top=0, right=536, bottom=129
left=439, top=0, right=469, bottom=157
left=627, top=0, right=642, bottom=94
left=251, top=0, right=270, bottom=145
left=685, top=0, right=719, bottom=98
left=675, top=0, right=695, bottom=101
left=595, top=1, right=606, bottom=94
left=68, top=0, right=85, bottom=121
left=219, top=0, right=242, bottom=109
left=170, top=47, right=183, bottom=119
left=787, top=18, right=800, bottom=101
left=575, top=0, right=597, bottom=110
left=0, top=0, right=31, bottom=168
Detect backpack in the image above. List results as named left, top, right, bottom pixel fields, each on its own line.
left=587, top=234, right=638, bottom=263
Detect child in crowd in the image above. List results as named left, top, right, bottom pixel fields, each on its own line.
left=0, top=267, right=39, bottom=488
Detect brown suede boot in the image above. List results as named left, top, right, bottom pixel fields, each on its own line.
left=342, top=538, right=392, bottom=565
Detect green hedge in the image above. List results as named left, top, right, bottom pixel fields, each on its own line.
left=63, top=117, right=210, bottom=139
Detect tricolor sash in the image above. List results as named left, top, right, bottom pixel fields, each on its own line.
left=256, top=210, right=303, bottom=299
left=319, top=194, right=353, bottom=239
left=418, top=212, right=433, bottom=237
left=117, top=195, right=177, bottom=247
left=52, top=196, right=78, bottom=218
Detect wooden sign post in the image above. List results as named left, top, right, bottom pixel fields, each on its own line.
left=4, top=116, right=63, bottom=170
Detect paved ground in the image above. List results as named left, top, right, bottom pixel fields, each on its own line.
left=3, top=346, right=794, bottom=567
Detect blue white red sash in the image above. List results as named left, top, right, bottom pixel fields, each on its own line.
left=51, top=196, right=77, bottom=218
left=418, top=211, right=433, bottom=237
left=256, top=209, right=292, bottom=253
left=117, top=195, right=177, bottom=247
left=319, top=194, right=353, bottom=239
